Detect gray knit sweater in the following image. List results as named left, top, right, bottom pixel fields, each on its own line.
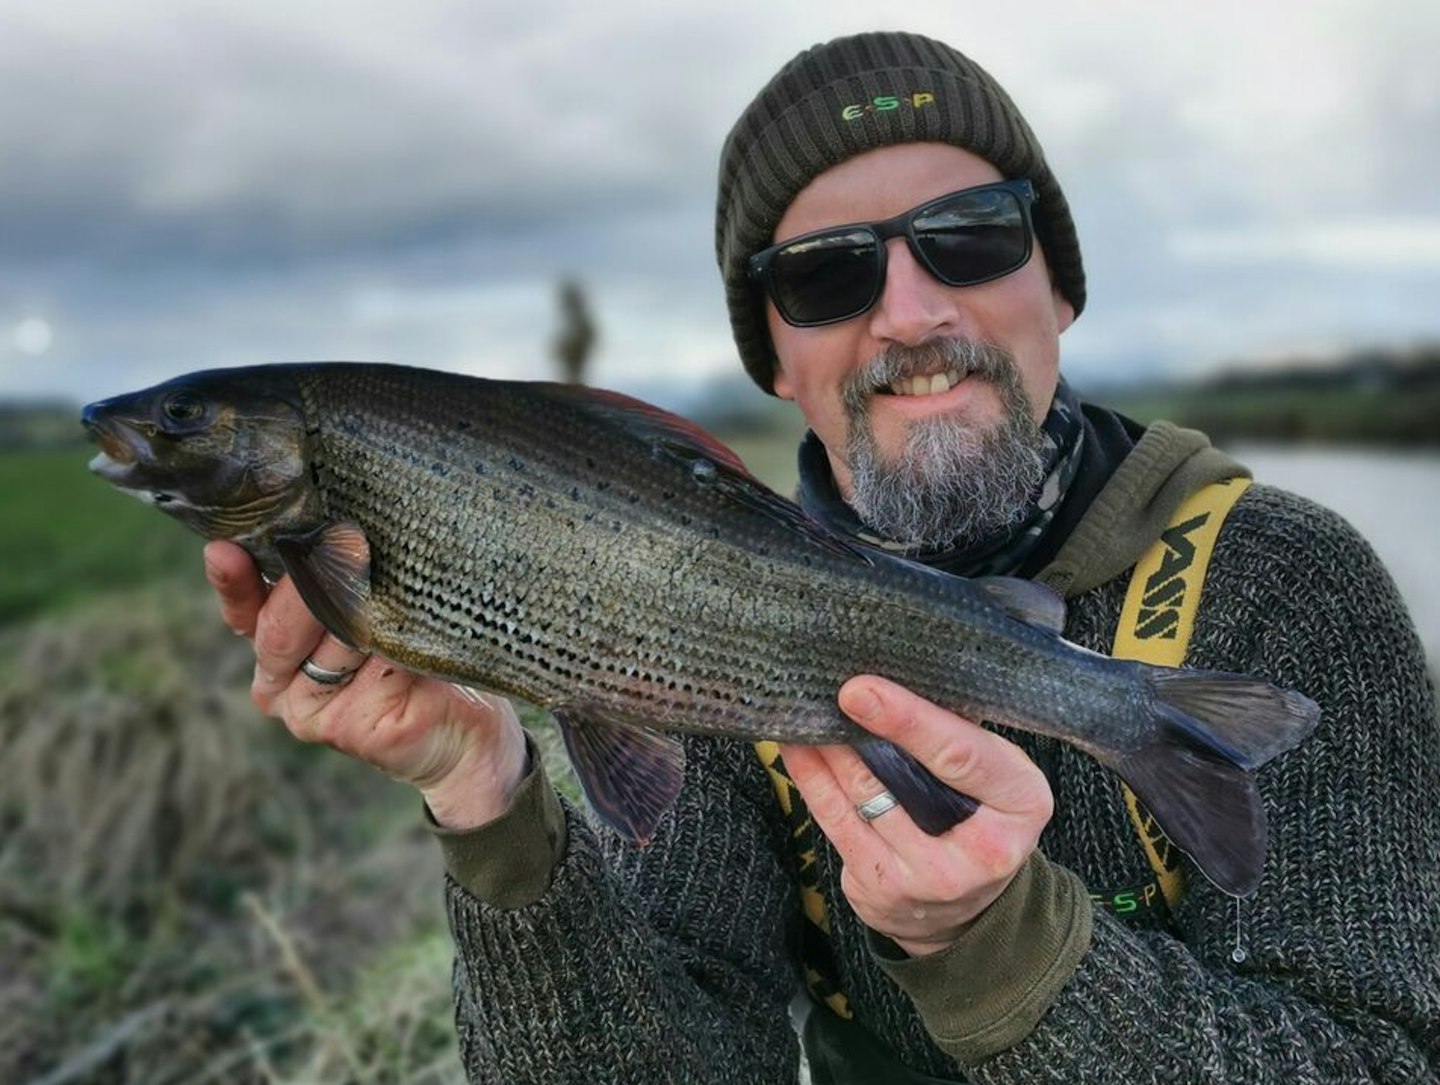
left=434, top=426, right=1440, bottom=1083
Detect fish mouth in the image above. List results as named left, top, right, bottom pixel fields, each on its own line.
left=87, top=448, right=138, bottom=485
left=85, top=442, right=182, bottom=507
left=81, top=406, right=154, bottom=485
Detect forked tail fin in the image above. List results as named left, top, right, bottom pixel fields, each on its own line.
left=1101, top=668, right=1321, bottom=896
left=1105, top=740, right=1268, bottom=895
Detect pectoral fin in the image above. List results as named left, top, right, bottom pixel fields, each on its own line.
left=274, top=520, right=373, bottom=650
left=552, top=708, right=686, bottom=845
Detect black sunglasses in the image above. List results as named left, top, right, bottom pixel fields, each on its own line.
left=747, top=179, right=1037, bottom=328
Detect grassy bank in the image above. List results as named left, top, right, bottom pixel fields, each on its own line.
left=1098, top=360, right=1440, bottom=447
left=1, top=449, right=492, bottom=1083
left=0, top=448, right=203, bottom=624
left=0, top=588, right=474, bottom=1083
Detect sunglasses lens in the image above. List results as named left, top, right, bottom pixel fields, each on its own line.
left=768, top=229, right=880, bottom=325
left=913, top=188, right=1029, bottom=286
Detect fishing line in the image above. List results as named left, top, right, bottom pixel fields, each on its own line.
left=1230, top=896, right=1247, bottom=964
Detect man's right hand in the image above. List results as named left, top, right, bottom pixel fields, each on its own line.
left=203, top=539, right=530, bottom=830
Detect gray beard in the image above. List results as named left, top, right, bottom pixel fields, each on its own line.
left=841, top=339, right=1047, bottom=552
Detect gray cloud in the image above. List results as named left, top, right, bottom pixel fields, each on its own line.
left=2, top=0, right=1438, bottom=404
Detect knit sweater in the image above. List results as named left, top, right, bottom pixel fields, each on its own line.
left=432, top=423, right=1440, bottom=1083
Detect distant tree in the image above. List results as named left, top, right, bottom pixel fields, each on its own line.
left=553, top=279, right=597, bottom=385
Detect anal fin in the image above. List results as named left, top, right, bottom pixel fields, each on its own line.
left=552, top=708, right=686, bottom=845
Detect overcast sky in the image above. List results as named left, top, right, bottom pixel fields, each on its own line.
left=3, top=0, right=1438, bottom=407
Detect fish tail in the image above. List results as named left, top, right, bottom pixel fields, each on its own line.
left=853, top=739, right=979, bottom=835
left=1145, top=668, right=1320, bottom=770
left=1099, top=668, right=1321, bottom=896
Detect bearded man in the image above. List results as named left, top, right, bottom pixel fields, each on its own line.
left=204, top=30, right=1440, bottom=1084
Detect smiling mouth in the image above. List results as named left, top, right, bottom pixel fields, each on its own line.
left=878, top=368, right=968, bottom=397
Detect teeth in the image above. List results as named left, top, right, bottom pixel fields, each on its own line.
left=887, top=369, right=962, bottom=397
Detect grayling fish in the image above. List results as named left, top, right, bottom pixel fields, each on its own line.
left=82, top=362, right=1320, bottom=895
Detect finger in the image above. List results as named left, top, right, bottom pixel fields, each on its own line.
left=204, top=540, right=266, bottom=638
left=273, top=652, right=409, bottom=747
left=779, top=743, right=903, bottom=865
left=816, top=742, right=933, bottom=851
left=251, top=577, right=329, bottom=700
left=839, top=677, right=1051, bottom=818
left=296, top=633, right=370, bottom=690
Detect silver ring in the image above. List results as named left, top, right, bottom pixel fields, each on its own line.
left=300, top=656, right=359, bottom=687
left=856, top=790, right=899, bottom=822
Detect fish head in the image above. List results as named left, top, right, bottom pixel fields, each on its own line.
left=82, top=366, right=321, bottom=569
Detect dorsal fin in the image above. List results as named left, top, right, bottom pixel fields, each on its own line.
left=535, top=382, right=873, bottom=565
left=273, top=520, right=374, bottom=650
left=535, top=383, right=750, bottom=474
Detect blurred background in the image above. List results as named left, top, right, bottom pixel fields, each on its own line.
left=2, top=1, right=1437, bottom=1081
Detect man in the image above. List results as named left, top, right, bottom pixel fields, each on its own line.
left=205, top=31, right=1440, bottom=1084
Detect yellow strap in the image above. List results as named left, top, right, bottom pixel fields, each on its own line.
left=755, top=739, right=852, bottom=1018
left=1112, top=476, right=1252, bottom=910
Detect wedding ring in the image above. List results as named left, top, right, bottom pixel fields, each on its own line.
left=856, top=790, right=899, bottom=822
left=300, top=656, right=359, bottom=687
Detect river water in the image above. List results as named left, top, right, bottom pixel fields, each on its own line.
left=1228, top=444, right=1440, bottom=668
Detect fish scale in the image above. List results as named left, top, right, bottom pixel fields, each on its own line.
left=83, top=361, right=1320, bottom=893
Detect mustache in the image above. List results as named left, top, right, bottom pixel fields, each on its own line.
left=840, top=338, right=1022, bottom=415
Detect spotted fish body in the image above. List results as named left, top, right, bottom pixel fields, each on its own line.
left=310, top=369, right=1082, bottom=741
left=83, top=362, right=1320, bottom=895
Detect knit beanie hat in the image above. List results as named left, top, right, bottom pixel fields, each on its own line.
left=716, top=31, right=1086, bottom=394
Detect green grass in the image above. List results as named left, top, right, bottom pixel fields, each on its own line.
left=0, top=588, right=459, bottom=1083
left=0, top=447, right=206, bottom=625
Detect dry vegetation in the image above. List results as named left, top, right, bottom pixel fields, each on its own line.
left=0, top=587, right=469, bottom=1084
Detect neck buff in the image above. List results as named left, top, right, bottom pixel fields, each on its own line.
left=797, top=378, right=1086, bottom=578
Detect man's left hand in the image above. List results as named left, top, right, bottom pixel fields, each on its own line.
left=779, top=675, right=1054, bottom=957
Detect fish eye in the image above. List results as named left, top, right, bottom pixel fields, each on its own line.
left=162, top=391, right=206, bottom=423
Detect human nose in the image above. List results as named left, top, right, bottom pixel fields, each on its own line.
left=865, top=237, right=963, bottom=347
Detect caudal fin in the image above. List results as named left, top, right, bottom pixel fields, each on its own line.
left=853, top=739, right=979, bottom=835
left=1103, top=669, right=1321, bottom=896
left=1106, top=739, right=1268, bottom=895
left=1147, top=669, right=1319, bottom=769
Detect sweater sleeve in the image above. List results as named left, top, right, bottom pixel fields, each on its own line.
left=440, top=732, right=803, bottom=1085
left=963, top=487, right=1440, bottom=1082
